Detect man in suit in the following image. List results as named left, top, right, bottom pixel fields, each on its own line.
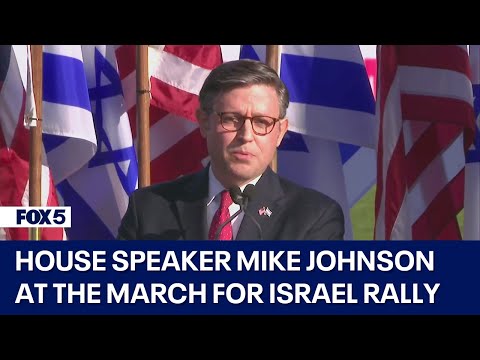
left=117, top=59, right=344, bottom=240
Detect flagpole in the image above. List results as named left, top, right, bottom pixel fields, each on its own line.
left=137, top=45, right=151, bottom=188
left=29, top=45, right=43, bottom=240
left=266, top=45, right=281, bottom=173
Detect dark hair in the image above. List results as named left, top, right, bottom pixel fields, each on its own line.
left=199, top=59, right=289, bottom=118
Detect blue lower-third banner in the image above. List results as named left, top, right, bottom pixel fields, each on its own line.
left=0, top=240, right=479, bottom=315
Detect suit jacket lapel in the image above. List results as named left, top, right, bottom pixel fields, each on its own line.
left=175, top=167, right=209, bottom=240
left=236, top=167, right=284, bottom=240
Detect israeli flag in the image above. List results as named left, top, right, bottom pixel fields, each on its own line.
left=240, top=45, right=377, bottom=240
left=465, top=45, right=480, bottom=239
left=43, top=45, right=138, bottom=239
left=42, top=45, right=97, bottom=183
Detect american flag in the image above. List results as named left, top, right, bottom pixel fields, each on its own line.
left=0, top=45, right=65, bottom=240
left=116, top=45, right=222, bottom=184
left=375, top=45, right=476, bottom=240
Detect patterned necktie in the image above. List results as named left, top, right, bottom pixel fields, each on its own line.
left=208, top=190, right=233, bottom=240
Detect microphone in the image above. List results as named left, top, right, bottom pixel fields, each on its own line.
left=214, top=185, right=262, bottom=240
left=241, top=184, right=255, bottom=207
left=229, top=186, right=244, bottom=207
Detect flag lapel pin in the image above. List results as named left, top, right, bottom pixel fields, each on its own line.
left=258, top=206, right=272, bottom=217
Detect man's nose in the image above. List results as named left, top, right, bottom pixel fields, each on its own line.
left=237, top=118, right=255, bottom=141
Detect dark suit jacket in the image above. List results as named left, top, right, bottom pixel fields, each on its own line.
left=117, top=166, right=344, bottom=240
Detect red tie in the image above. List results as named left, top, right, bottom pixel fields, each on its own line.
left=208, top=190, right=233, bottom=240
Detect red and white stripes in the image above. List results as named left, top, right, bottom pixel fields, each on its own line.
left=116, top=45, right=222, bottom=183
left=375, top=45, right=476, bottom=240
left=0, top=45, right=65, bottom=240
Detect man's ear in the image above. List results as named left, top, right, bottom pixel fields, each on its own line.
left=196, top=108, right=209, bottom=138
left=276, top=118, right=289, bottom=147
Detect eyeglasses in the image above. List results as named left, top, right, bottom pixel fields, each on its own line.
left=216, top=112, right=280, bottom=136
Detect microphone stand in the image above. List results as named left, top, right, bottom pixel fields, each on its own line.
left=241, top=197, right=263, bottom=240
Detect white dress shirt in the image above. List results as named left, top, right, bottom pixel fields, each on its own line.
left=206, top=167, right=261, bottom=240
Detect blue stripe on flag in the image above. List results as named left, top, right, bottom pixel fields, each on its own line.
left=57, top=180, right=115, bottom=240
left=43, top=52, right=92, bottom=111
left=467, top=152, right=480, bottom=163
left=239, top=45, right=260, bottom=61
left=473, top=84, right=480, bottom=117
left=281, top=54, right=375, bottom=114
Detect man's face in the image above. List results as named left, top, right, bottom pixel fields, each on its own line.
left=198, top=84, right=288, bottom=187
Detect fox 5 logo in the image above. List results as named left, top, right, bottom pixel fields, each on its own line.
left=0, top=207, right=71, bottom=228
